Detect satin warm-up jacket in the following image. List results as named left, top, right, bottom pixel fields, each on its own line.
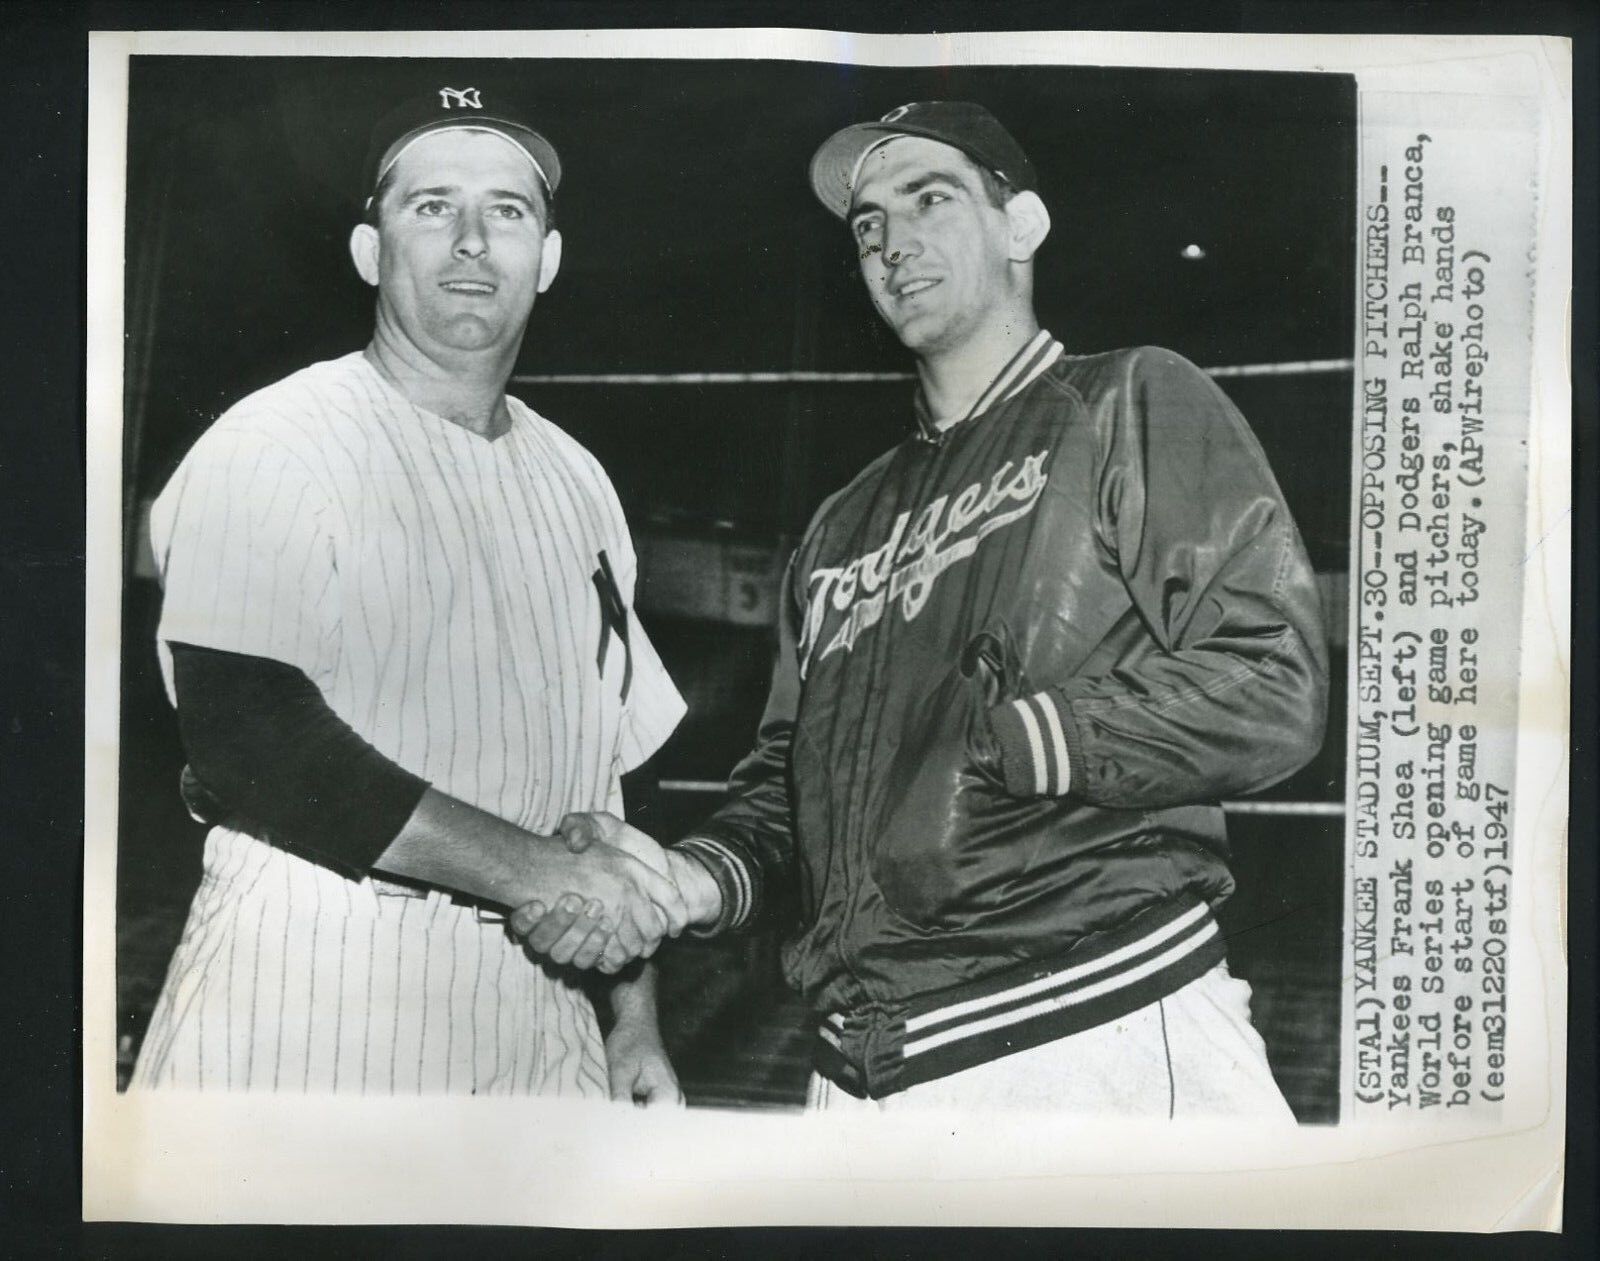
left=677, top=335, right=1329, bottom=1097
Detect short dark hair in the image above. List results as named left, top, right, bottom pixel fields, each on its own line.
left=974, top=162, right=1018, bottom=210
left=362, top=166, right=398, bottom=228
left=362, top=165, right=557, bottom=232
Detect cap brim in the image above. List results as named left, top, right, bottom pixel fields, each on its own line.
left=376, top=115, right=562, bottom=199
left=808, top=122, right=906, bottom=220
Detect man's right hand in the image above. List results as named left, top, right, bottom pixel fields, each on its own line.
left=373, top=790, right=687, bottom=973
left=510, top=813, right=718, bottom=973
left=523, top=832, right=689, bottom=971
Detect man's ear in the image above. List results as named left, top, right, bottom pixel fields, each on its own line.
left=1005, top=191, right=1051, bottom=262
left=537, top=228, right=563, bottom=295
left=349, top=223, right=381, bottom=287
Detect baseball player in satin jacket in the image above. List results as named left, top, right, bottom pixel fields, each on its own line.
left=518, top=102, right=1328, bottom=1114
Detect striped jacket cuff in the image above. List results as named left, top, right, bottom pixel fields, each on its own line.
left=674, top=835, right=757, bottom=936
left=988, top=692, right=1082, bottom=798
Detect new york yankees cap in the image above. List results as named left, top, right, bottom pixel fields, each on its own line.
left=809, top=101, right=1037, bottom=220
left=362, top=85, right=562, bottom=211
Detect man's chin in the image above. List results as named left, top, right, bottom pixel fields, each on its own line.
left=428, top=313, right=520, bottom=353
left=898, top=324, right=959, bottom=358
left=884, top=312, right=946, bottom=355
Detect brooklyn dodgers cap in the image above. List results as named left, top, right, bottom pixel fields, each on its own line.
left=809, top=100, right=1038, bottom=220
left=362, top=85, right=562, bottom=211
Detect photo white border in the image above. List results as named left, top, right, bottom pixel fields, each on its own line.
left=83, top=27, right=1572, bottom=1230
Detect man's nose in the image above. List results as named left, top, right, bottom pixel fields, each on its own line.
left=452, top=209, right=489, bottom=259
left=880, top=217, right=921, bottom=268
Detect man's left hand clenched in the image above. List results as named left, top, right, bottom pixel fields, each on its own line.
left=604, top=1022, right=685, bottom=1107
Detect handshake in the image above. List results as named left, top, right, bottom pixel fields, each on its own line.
left=510, top=813, right=720, bottom=974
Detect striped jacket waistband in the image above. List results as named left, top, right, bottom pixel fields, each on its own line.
left=813, top=895, right=1226, bottom=1100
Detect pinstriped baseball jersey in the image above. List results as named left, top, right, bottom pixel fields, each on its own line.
left=131, top=351, right=684, bottom=1094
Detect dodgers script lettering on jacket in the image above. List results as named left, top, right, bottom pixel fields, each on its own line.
left=799, top=450, right=1050, bottom=673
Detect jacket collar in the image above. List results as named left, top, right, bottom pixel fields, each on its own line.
left=913, top=329, right=1065, bottom=443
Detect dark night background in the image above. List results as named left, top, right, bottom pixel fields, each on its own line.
left=116, top=56, right=1355, bottom=1118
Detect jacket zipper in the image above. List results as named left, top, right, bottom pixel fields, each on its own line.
left=832, top=433, right=951, bottom=1027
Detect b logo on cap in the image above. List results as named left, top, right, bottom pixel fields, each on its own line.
left=880, top=104, right=913, bottom=123
left=439, top=87, right=482, bottom=110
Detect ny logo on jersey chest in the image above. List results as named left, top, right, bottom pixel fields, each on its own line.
left=592, top=550, right=633, bottom=702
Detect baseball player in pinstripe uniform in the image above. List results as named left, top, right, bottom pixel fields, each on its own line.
left=130, top=86, right=690, bottom=1101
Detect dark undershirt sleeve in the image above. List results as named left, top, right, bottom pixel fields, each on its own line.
left=169, top=641, right=429, bottom=880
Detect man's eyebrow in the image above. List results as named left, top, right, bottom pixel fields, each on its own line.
left=485, top=188, right=539, bottom=207
left=895, top=169, right=970, bottom=196
left=399, top=185, right=539, bottom=208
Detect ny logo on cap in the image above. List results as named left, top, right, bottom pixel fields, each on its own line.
left=880, top=104, right=914, bottom=123
left=438, top=87, right=482, bottom=110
